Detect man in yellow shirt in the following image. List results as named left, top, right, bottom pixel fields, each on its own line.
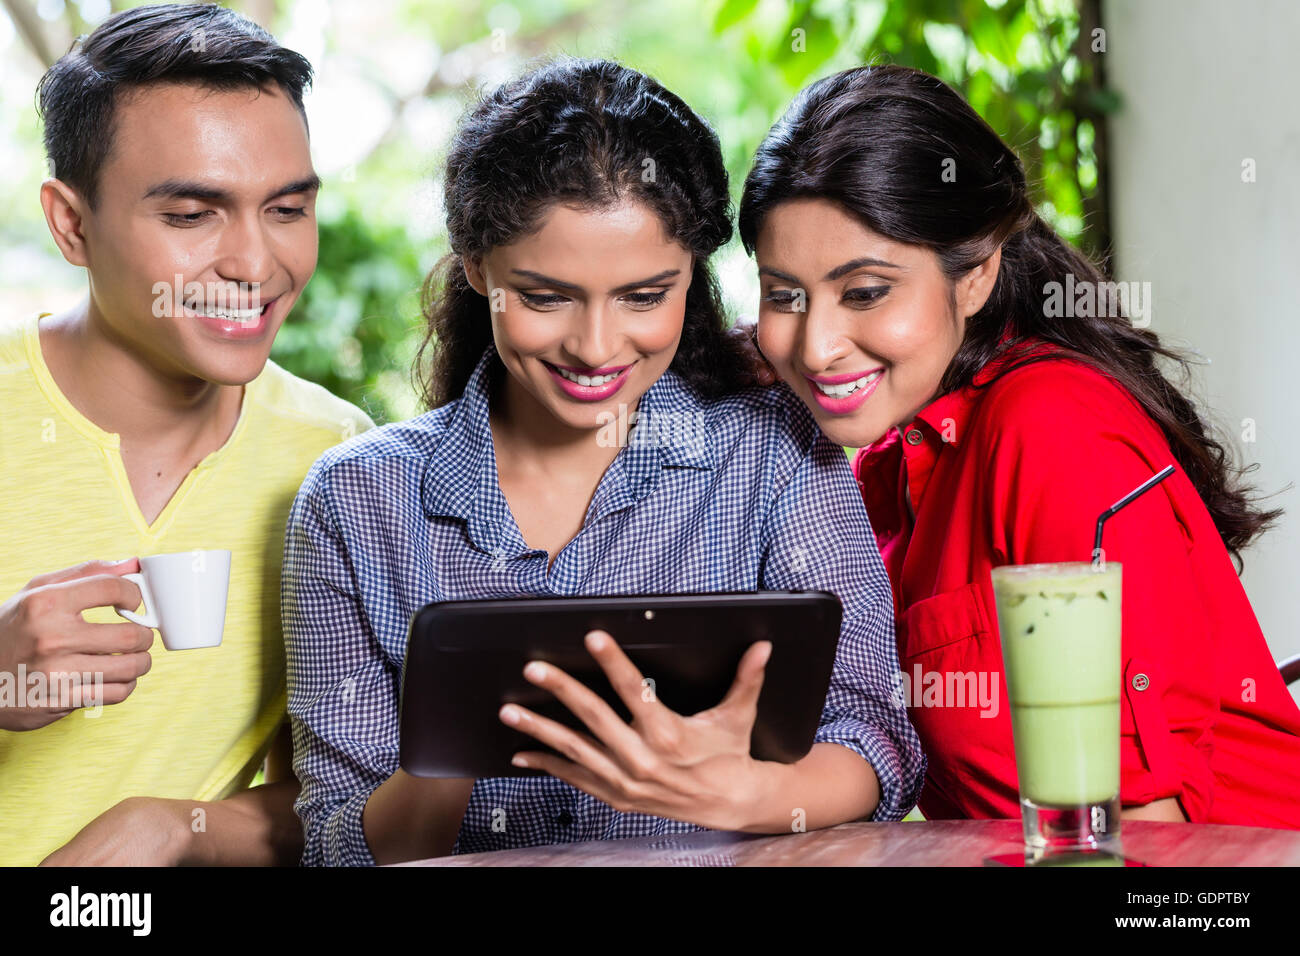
left=0, top=4, right=373, bottom=865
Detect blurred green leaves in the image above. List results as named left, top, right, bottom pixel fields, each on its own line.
left=261, top=0, right=1116, bottom=418
left=3, top=0, right=1114, bottom=420
left=271, top=204, right=427, bottom=425
left=714, top=0, right=1116, bottom=258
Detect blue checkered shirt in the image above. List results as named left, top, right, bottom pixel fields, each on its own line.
left=282, top=343, right=924, bottom=865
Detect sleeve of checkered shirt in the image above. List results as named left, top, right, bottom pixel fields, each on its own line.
left=281, top=458, right=391, bottom=866
left=759, top=427, right=927, bottom=820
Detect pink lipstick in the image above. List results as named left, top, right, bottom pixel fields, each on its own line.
left=543, top=360, right=634, bottom=402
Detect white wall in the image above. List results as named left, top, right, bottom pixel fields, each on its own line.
left=1104, top=0, right=1300, bottom=698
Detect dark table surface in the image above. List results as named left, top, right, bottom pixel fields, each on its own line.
left=402, top=818, right=1300, bottom=867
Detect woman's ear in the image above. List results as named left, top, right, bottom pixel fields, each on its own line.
left=955, top=245, right=1003, bottom=320
left=462, top=255, right=489, bottom=297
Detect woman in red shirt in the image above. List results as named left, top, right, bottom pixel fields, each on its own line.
left=737, top=64, right=1300, bottom=828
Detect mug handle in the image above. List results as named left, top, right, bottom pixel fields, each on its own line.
left=117, top=572, right=159, bottom=629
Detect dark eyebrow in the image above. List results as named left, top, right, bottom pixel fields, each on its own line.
left=824, top=256, right=902, bottom=280
left=143, top=180, right=231, bottom=202
left=142, top=175, right=322, bottom=204
left=270, top=175, right=322, bottom=200
left=611, top=269, right=680, bottom=293
left=510, top=268, right=681, bottom=294
left=511, top=269, right=581, bottom=292
left=758, top=267, right=802, bottom=285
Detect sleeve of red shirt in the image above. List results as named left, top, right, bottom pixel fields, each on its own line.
left=976, top=359, right=1218, bottom=821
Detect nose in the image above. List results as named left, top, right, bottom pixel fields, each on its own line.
left=561, top=300, right=622, bottom=369
left=797, top=293, right=853, bottom=375
left=211, top=211, right=276, bottom=299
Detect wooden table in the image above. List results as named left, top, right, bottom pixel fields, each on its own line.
left=406, top=819, right=1300, bottom=866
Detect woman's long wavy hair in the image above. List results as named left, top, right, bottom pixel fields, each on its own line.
left=738, top=64, right=1279, bottom=569
left=413, top=58, right=764, bottom=410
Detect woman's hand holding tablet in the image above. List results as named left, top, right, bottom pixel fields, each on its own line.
left=499, top=630, right=773, bottom=831
left=396, top=591, right=887, bottom=839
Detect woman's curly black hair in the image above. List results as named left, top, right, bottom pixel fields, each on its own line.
left=413, top=57, right=765, bottom=409
left=740, top=64, right=1280, bottom=568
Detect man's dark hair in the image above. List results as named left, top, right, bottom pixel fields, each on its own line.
left=36, top=2, right=313, bottom=207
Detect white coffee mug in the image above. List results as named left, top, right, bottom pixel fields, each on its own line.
left=115, top=549, right=231, bottom=650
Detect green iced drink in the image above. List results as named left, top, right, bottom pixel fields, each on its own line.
left=992, top=562, right=1121, bottom=842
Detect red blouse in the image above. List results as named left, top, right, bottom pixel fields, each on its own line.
left=854, top=340, right=1300, bottom=828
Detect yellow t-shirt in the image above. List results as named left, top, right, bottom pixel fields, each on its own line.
left=0, top=313, right=375, bottom=865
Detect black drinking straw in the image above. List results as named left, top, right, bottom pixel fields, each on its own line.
left=1092, top=464, right=1177, bottom=569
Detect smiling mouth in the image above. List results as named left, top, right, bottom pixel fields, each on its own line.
left=808, top=369, right=883, bottom=399
left=188, top=299, right=275, bottom=325
left=198, top=305, right=262, bottom=324
left=543, top=360, right=632, bottom=386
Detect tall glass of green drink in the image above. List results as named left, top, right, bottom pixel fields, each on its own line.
left=991, top=561, right=1122, bottom=857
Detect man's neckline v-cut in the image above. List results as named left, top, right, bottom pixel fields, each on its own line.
left=24, top=312, right=258, bottom=538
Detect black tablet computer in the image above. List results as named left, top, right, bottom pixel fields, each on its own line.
left=398, top=591, right=842, bottom=778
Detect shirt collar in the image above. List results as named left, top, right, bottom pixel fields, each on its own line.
left=420, top=344, right=714, bottom=540
left=419, top=344, right=498, bottom=531
left=630, top=360, right=715, bottom=471
left=912, top=337, right=1063, bottom=443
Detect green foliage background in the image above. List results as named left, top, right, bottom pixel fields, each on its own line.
left=1, top=0, right=1114, bottom=425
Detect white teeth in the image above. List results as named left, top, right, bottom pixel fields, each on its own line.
left=198, top=306, right=262, bottom=325
left=556, top=367, right=618, bottom=386
left=814, top=370, right=881, bottom=399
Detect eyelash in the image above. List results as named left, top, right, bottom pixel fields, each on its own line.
left=761, top=287, right=889, bottom=312
left=161, top=207, right=307, bottom=227
left=844, top=287, right=888, bottom=308
left=517, top=290, right=669, bottom=309
left=625, top=290, right=668, bottom=307
left=162, top=211, right=213, bottom=226
left=518, top=292, right=568, bottom=307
